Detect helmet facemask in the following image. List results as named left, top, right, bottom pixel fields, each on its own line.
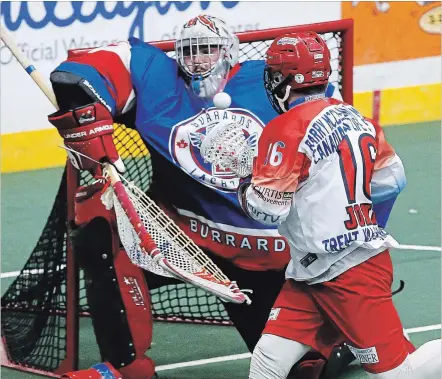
left=175, top=15, right=239, bottom=99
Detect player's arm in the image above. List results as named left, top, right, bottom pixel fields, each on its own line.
left=369, top=118, right=407, bottom=227
left=50, top=39, right=141, bottom=116
left=47, top=40, right=137, bottom=173
left=47, top=38, right=171, bottom=173
left=238, top=117, right=306, bottom=225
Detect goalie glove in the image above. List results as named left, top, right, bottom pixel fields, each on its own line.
left=48, top=102, right=125, bottom=174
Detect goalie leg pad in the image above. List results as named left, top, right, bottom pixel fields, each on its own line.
left=61, top=360, right=155, bottom=379
left=74, top=181, right=113, bottom=227
left=71, top=217, right=154, bottom=376
left=114, top=248, right=154, bottom=365
left=62, top=363, right=122, bottom=379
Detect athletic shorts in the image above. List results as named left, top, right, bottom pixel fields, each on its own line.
left=263, top=250, right=415, bottom=373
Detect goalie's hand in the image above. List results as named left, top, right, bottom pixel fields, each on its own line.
left=48, top=103, right=125, bottom=173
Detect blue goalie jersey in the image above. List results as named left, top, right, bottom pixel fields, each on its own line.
left=52, top=37, right=342, bottom=271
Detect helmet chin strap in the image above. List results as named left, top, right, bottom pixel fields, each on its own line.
left=271, top=73, right=294, bottom=113
left=275, top=84, right=291, bottom=113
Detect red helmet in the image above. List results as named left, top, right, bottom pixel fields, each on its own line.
left=264, top=31, right=331, bottom=113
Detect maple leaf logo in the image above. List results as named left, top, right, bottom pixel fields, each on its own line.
left=176, top=139, right=188, bottom=148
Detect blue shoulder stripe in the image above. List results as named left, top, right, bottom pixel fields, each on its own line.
left=325, top=82, right=335, bottom=98
left=55, top=61, right=116, bottom=114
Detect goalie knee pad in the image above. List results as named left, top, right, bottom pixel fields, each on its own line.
left=71, top=192, right=154, bottom=372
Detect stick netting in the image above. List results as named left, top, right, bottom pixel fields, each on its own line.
left=111, top=182, right=227, bottom=281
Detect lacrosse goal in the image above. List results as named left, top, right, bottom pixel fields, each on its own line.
left=1, top=19, right=354, bottom=376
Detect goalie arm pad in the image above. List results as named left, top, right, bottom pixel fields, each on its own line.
left=48, top=102, right=124, bottom=173
left=50, top=41, right=136, bottom=116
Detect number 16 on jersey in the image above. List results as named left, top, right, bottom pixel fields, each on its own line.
left=338, top=133, right=378, bottom=230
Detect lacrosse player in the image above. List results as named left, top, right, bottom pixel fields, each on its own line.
left=220, top=31, right=441, bottom=379
left=48, top=15, right=391, bottom=379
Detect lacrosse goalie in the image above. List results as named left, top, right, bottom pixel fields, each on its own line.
left=48, top=15, right=387, bottom=379
left=203, top=31, right=442, bottom=379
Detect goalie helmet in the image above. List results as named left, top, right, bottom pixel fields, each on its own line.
left=175, top=14, right=239, bottom=99
left=264, top=31, right=331, bottom=114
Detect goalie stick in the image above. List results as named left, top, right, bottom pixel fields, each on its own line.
left=1, top=25, right=250, bottom=305
left=0, top=24, right=58, bottom=109
left=103, top=164, right=251, bottom=304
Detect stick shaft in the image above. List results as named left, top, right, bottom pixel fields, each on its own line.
left=0, top=24, right=58, bottom=109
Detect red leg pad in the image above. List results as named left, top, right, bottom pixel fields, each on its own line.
left=119, top=357, right=156, bottom=379
left=62, top=363, right=122, bottom=379
left=114, top=248, right=154, bottom=360
left=73, top=182, right=155, bottom=376
left=74, top=181, right=114, bottom=227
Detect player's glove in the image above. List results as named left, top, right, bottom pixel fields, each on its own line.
left=200, top=120, right=257, bottom=178
left=48, top=102, right=125, bottom=174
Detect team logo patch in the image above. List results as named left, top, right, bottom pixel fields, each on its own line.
left=170, top=108, right=265, bottom=191
left=347, top=345, right=379, bottom=365
left=268, top=308, right=281, bottom=321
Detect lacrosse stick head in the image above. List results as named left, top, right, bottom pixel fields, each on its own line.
left=200, top=120, right=258, bottom=178
left=101, top=164, right=251, bottom=305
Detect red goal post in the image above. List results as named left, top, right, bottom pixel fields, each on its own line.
left=1, top=19, right=354, bottom=377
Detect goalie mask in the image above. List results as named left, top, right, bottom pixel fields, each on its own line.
left=176, top=15, right=239, bottom=99
left=264, top=31, right=331, bottom=114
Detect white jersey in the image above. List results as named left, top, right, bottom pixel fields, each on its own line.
left=241, top=97, right=406, bottom=284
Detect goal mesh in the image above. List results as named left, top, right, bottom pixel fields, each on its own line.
left=1, top=20, right=353, bottom=375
